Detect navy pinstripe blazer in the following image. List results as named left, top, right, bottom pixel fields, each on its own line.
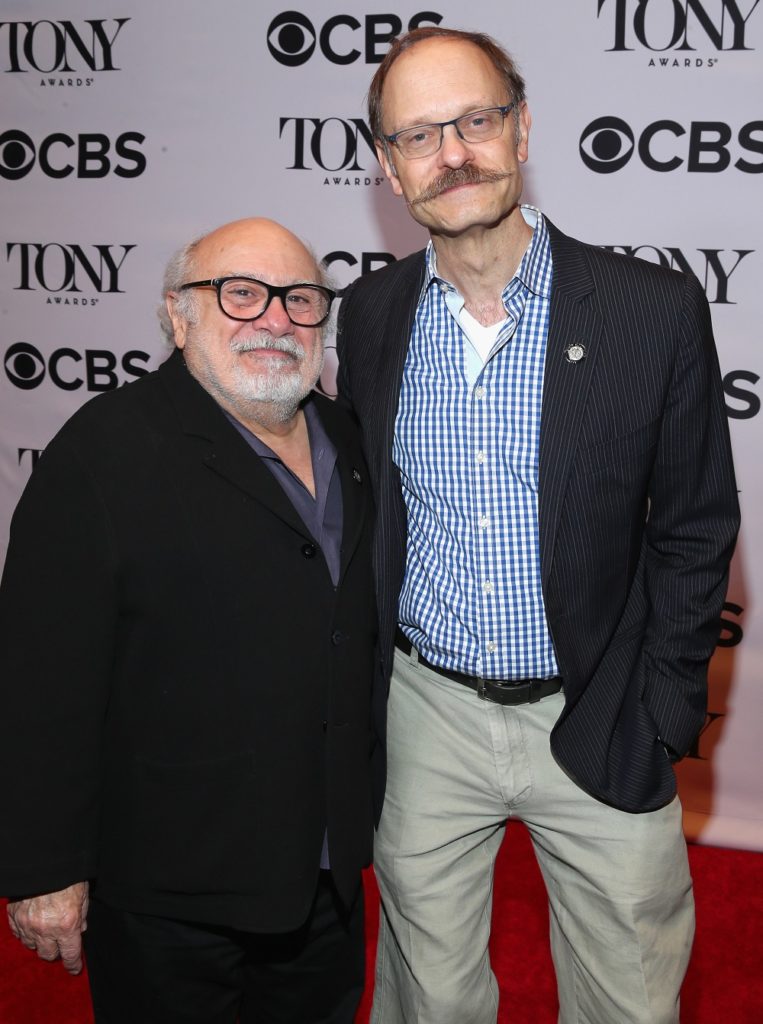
left=337, top=218, right=739, bottom=815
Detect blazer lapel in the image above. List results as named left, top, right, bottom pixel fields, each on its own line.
left=366, top=256, right=426, bottom=478
left=159, top=349, right=313, bottom=538
left=539, top=223, right=604, bottom=585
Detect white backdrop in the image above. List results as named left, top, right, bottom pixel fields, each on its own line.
left=1, top=1, right=760, bottom=849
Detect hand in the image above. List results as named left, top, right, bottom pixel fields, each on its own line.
left=7, top=881, right=89, bottom=974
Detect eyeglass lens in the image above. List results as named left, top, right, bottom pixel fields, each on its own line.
left=219, top=279, right=330, bottom=325
left=395, top=107, right=508, bottom=158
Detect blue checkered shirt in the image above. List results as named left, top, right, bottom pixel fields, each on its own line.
left=394, top=206, right=559, bottom=679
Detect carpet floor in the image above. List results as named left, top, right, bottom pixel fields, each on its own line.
left=1, top=822, right=761, bottom=1022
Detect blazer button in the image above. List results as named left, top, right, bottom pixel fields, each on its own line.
left=301, top=543, right=317, bottom=559
left=331, top=630, right=345, bottom=646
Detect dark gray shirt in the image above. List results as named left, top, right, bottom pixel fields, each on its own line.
left=225, top=399, right=343, bottom=585
left=225, top=398, right=343, bottom=870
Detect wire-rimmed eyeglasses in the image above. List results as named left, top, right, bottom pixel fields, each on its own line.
left=384, top=104, right=515, bottom=160
left=179, top=277, right=336, bottom=327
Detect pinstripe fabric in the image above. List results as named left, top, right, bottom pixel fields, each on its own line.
left=394, top=212, right=557, bottom=679
left=337, top=218, right=739, bottom=814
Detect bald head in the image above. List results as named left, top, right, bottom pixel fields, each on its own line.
left=159, top=218, right=326, bottom=344
left=191, top=218, right=321, bottom=288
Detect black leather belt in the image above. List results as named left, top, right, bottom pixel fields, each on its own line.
left=395, top=629, right=563, bottom=706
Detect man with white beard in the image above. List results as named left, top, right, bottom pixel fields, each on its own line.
left=0, top=218, right=378, bottom=1024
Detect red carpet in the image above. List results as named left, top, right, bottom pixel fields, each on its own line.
left=2, top=822, right=761, bottom=1022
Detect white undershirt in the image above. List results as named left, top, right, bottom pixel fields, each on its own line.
left=457, top=306, right=504, bottom=364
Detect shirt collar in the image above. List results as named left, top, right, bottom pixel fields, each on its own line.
left=223, top=394, right=325, bottom=462
left=424, top=204, right=552, bottom=301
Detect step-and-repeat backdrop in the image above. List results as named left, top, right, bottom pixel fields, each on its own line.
left=1, top=1, right=760, bottom=849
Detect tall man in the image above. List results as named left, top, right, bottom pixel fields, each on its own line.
left=0, top=218, right=377, bottom=1024
left=337, top=27, right=739, bottom=1024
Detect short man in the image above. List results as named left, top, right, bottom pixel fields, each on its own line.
left=0, top=218, right=377, bottom=1024
left=337, top=27, right=739, bottom=1024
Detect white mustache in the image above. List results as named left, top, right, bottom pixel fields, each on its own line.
left=230, top=332, right=303, bottom=361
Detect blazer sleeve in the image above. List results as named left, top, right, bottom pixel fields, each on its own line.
left=0, top=434, right=117, bottom=895
left=641, top=271, right=739, bottom=756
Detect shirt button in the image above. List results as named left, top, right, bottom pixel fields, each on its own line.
left=479, top=516, right=489, bottom=530
left=476, top=451, right=486, bottom=464
left=474, top=386, right=485, bottom=399
left=486, top=641, right=497, bottom=654
left=301, top=543, right=317, bottom=559
left=483, top=581, right=494, bottom=594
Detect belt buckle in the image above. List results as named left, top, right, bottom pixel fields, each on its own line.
left=476, top=677, right=493, bottom=703
left=479, top=677, right=534, bottom=705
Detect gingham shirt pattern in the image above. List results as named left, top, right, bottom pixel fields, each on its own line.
left=394, top=208, right=559, bottom=679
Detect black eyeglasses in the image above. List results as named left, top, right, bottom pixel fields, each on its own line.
left=179, top=277, right=336, bottom=327
left=385, top=104, right=515, bottom=160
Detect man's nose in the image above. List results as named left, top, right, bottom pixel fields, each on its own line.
left=439, top=124, right=473, bottom=168
left=256, top=295, right=293, bottom=335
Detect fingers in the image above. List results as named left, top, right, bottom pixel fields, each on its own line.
left=6, top=882, right=89, bottom=973
left=14, top=933, right=83, bottom=973
left=11, top=924, right=83, bottom=973
left=6, top=905, right=21, bottom=941
left=57, top=932, right=84, bottom=975
left=34, top=936, right=60, bottom=961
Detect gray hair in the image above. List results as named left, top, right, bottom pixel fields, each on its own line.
left=157, top=235, right=203, bottom=345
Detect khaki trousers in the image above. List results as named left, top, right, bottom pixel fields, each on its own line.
left=371, top=647, right=694, bottom=1024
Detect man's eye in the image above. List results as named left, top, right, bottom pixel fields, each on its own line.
left=466, top=113, right=497, bottom=132
left=406, top=128, right=435, bottom=147
left=225, top=284, right=258, bottom=301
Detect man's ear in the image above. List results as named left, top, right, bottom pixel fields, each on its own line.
left=516, top=102, right=532, bottom=165
left=376, top=142, right=404, bottom=197
left=165, top=294, right=187, bottom=349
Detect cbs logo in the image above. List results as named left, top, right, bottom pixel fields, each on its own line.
left=579, top=116, right=763, bottom=173
left=4, top=342, right=149, bottom=391
left=267, top=10, right=442, bottom=66
left=0, top=129, right=146, bottom=180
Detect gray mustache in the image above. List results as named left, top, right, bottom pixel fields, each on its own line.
left=230, top=333, right=303, bottom=361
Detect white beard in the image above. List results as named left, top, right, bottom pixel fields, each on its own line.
left=186, top=327, right=324, bottom=424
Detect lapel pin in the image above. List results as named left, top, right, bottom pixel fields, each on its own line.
left=352, top=468, right=362, bottom=483
left=565, top=342, right=586, bottom=364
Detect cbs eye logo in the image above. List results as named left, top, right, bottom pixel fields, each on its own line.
left=5, top=343, right=45, bottom=389
left=1, top=130, right=36, bottom=180
left=579, top=117, right=635, bottom=173
left=267, top=11, right=316, bottom=66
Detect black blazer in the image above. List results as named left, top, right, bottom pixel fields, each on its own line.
left=337, top=219, right=739, bottom=814
left=0, top=349, right=377, bottom=931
